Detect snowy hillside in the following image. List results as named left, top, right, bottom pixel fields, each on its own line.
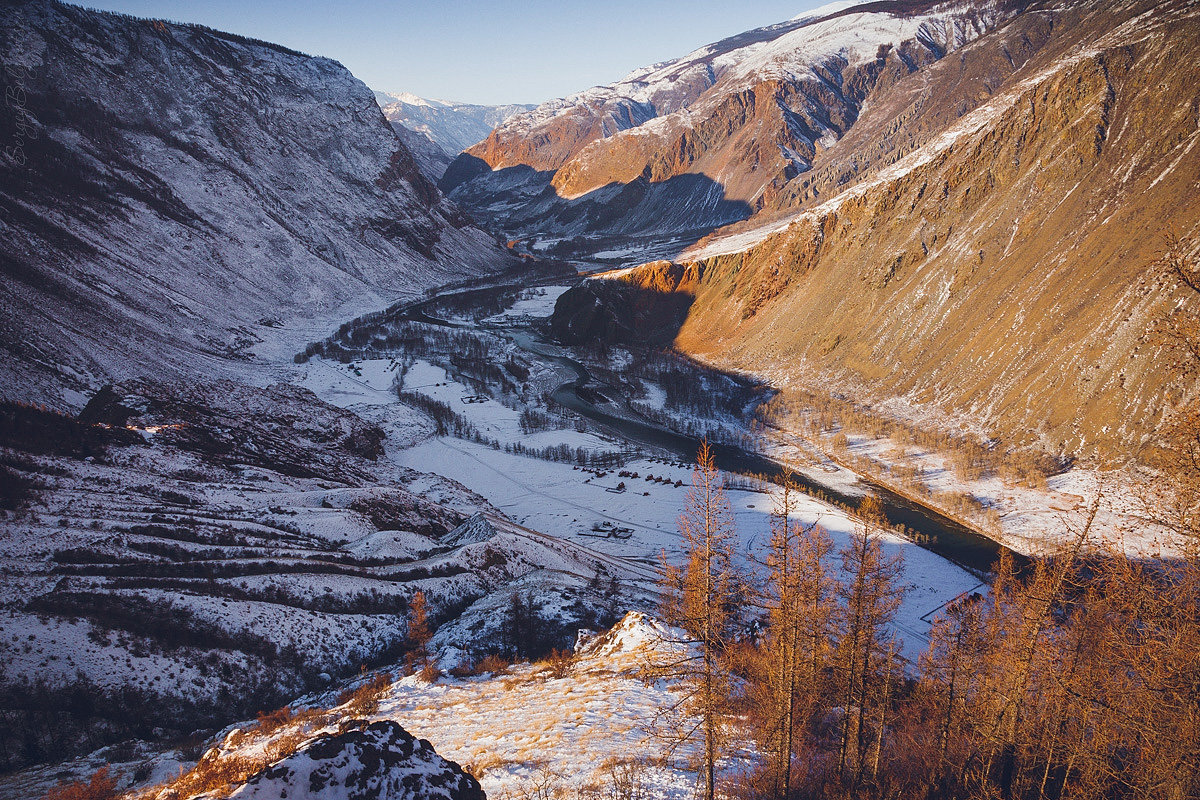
left=0, top=364, right=682, bottom=776
left=15, top=612, right=710, bottom=800
left=0, top=1, right=515, bottom=410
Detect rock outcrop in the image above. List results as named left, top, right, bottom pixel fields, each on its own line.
left=227, top=721, right=485, bottom=800
left=549, top=262, right=698, bottom=346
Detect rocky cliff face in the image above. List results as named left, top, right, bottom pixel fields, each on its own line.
left=0, top=1, right=515, bottom=409
left=443, top=0, right=1016, bottom=256
left=392, top=123, right=456, bottom=182
left=559, top=0, right=1200, bottom=462
left=549, top=262, right=699, bottom=345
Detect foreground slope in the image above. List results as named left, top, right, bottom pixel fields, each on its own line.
left=13, top=613, right=703, bottom=800
left=0, top=1, right=514, bottom=409
left=0, top=380, right=653, bottom=774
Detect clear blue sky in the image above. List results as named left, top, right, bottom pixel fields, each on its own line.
left=80, top=1, right=833, bottom=105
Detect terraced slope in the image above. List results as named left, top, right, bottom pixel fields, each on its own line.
left=0, top=383, right=643, bottom=773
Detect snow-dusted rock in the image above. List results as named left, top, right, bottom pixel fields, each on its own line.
left=226, top=721, right=484, bottom=800
left=576, top=610, right=681, bottom=662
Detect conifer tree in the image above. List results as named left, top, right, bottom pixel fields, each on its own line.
left=407, top=590, right=431, bottom=668
left=755, top=470, right=837, bottom=798
left=659, top=440, right=739, bottom=800
left=835, top=496, right=904, bottom=789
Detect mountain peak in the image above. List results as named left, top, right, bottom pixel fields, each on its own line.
left=375, top=89, right=455, bottom=108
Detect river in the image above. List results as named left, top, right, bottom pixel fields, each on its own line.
left=399, top=285, right=1013, bottom=576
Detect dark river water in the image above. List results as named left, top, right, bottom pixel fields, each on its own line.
left=401, top=292, right=1013, bottom=576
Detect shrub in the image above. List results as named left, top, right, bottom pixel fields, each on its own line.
left=598, top=756, right=649, bottom=800
left=337, top=671, right=391, bottom=716
left=42, top=767, right=119, bottom=800
left=476, top=653, right=510, bottom=676
left=0, top=464, right=36, bottom=510
left=252, top=704, right=294, bottom=735
left=539, top=648, right=574, bottom=679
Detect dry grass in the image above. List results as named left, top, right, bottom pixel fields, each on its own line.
left=476, top=653, right=511, bottom=675
left=133, top=711, right=330, bottom=799
left=154, top=752, right=264, bottom=799
left=463, top=753, right=519, bottom=780
left=251, top=704, right=295, bottom=735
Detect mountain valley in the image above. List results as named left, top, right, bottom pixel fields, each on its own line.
left=2, top=0, right=1199, bottom=798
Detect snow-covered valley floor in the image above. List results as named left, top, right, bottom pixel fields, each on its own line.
left=761, top=420, right=1172, bottom=559
left=290, top=295, right=981, bottom=662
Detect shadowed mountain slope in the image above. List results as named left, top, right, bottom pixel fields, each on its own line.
left=0, top=1, right=516, bottom=409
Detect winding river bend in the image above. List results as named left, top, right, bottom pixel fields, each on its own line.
left=401, top=285, right=1014, bottom=576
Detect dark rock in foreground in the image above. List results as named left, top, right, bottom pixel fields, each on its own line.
left=230, top=721, right=485, bottom=800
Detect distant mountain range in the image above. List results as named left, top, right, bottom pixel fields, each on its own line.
left=373, top=90, right=535, bottom=179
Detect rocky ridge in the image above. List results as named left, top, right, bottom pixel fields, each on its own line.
left=443, top=0, right=1016, bottom=255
